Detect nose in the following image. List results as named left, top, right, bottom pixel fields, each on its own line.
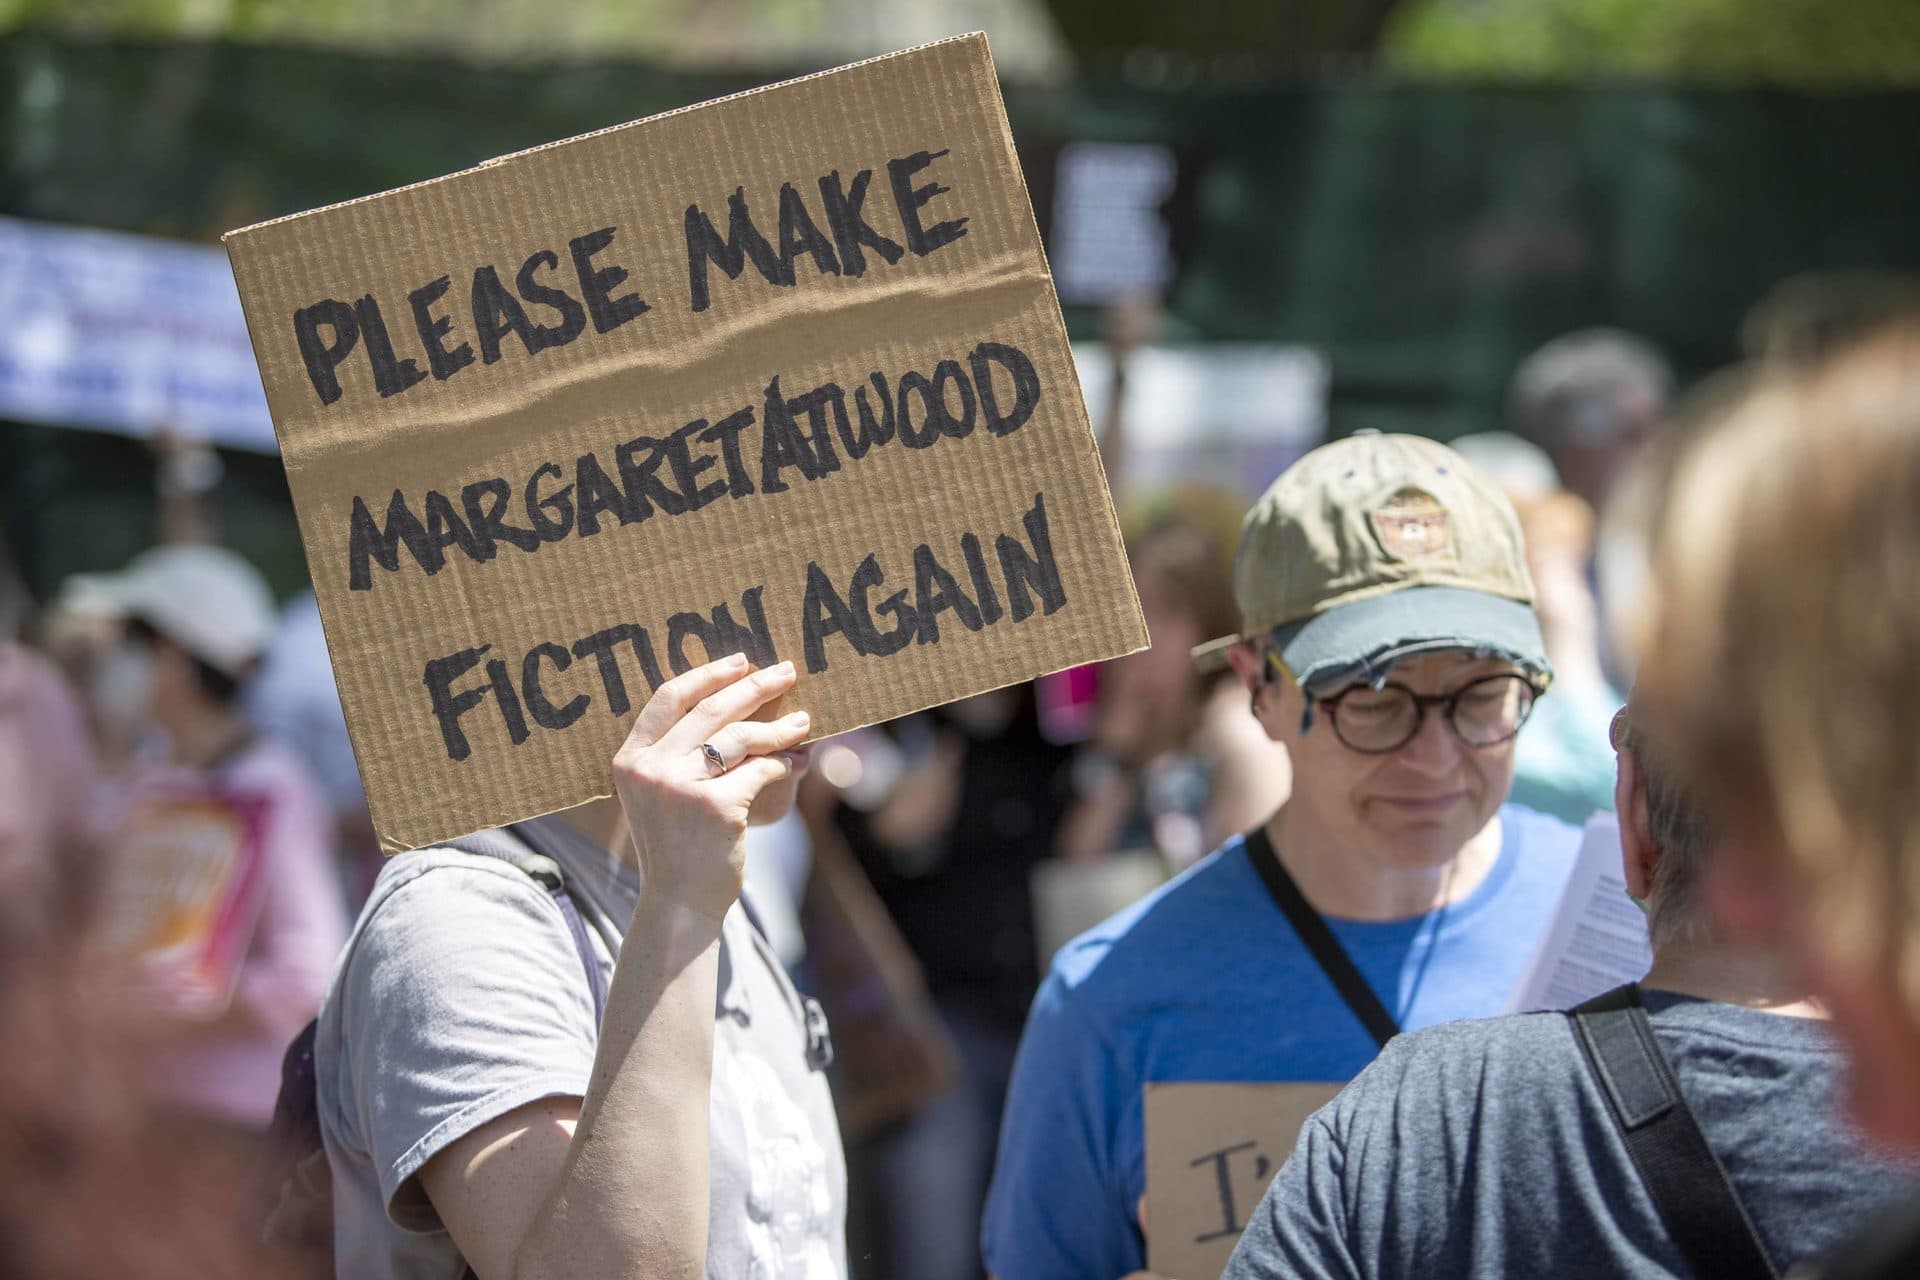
left=1392, top=703, right=1463, bottom=777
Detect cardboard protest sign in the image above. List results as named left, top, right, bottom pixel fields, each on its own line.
left=225, top=34, right=1146, bottom=852
left=95, top=785, right=270, bottom=1005
left=1144, top=1082, right=1343, bottom=1278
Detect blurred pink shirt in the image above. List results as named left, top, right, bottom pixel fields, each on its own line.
left=0, top=643, right=98, bottom=921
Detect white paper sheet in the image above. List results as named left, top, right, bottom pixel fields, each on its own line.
left=1506, top=814, right=1653, bottom=1013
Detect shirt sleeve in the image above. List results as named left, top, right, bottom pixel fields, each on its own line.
left=981, top=969, right=1141, bottom=1280
left=1224, top=1089, right=1364, bottom=1280
left=329, top=861, right=600, bottom=1231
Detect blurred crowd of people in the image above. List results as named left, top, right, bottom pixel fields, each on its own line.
left=8, top=279, right=1920, bottom=1279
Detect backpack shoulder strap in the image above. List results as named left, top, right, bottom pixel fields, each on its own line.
left=501, top=813, right=775, bottom=1014
left=1246, top=824, right=1399, bottom=1049
left=1569, top=985, right=1779, bottom=1280
left=446, top=824, right=607, bottom=1023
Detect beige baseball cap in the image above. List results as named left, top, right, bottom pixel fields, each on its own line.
left=67, top=545, right=278, bottom=677
left=1193, top=431, right=1551, bottom=694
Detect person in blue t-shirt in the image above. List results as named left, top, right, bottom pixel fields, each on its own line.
left=981, top=432, right=1584, bottom=1280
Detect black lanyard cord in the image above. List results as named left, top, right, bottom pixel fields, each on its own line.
left=1244, top=824, right=1400, bottom=1050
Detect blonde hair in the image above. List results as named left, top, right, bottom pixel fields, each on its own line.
left=1644, top=316, right=1920, bottom=1018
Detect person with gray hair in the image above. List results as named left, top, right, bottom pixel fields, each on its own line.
left=1509, top=327, right=1670, bottom=512
left=1222, top=695, right=1915, bottom=1280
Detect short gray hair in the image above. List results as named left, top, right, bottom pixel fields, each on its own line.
left=1511, top=328, right=1672, bottom=449
left=1613, top=707, right=1713, bottom=950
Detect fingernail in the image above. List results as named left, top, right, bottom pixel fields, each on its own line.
left=785, top=711, right=811, bottom=728
left=724, top=652, right=748, bottom=669
left=776, top=659, right=796, bottom=676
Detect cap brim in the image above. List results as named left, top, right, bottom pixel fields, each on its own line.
left=1191, top=634, right=1241, bottom=674
left=1274, top=586, right=1550, bottom=695
left=57, top=571, right=139, bottom=618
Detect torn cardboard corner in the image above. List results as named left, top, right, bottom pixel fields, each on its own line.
left=224, top=32, right=1146, bottom=854
left=1144, top=1082, right=1342, bottom=1278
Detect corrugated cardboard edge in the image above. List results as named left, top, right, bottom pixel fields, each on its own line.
left=222, top=31, right=1148, bottom=854
left=220, top=32, right=995, bottom=245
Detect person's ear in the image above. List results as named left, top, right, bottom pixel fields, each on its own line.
left=1616, top=743, right=1658, bottom=901
left=1227, top=642, right=1295, bottom=744
left=1224, top=641, right=1262, bottom=692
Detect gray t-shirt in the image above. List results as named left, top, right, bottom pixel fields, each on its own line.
left=316, top=826, right=847, bottom=1279
left=1226, top=992, right=1917, bottom=1280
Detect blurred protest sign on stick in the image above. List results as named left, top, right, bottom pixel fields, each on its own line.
left=224, top=33, right=1145, bottom=852
left=94, top=786, right=269, bottom=1008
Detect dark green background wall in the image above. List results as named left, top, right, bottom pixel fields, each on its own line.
left=6, top=32, right=1918, bottom=597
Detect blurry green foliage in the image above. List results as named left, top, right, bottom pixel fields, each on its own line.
left=1388, top=0, right=1920, bottom=84
left=6, top=29, right=1920, bottom=598
left=0, top=0, right=883, bottom=66
left=1038, top=0, right=1400, bottom=68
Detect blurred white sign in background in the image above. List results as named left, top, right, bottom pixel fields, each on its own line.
left=1074, top=341, right=1328, bottom=499
left=0, top=216, right=276, bottom=453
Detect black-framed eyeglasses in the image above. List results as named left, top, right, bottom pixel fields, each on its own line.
left=1316, top=673, right=1541, bottom=755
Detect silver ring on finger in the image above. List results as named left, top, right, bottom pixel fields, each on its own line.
left=700, top=742, right=730, bottom=776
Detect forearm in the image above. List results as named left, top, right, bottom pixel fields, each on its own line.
left=501, top=653, right=806, bottom=1278
left=513, top=894, right=723, bottom=1280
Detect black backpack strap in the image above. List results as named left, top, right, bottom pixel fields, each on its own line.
left=260, top=1018, right=332, bottom=1253
left=735, top=888, right=771, bottom=943
left=543, top=868, right=608, bottom=1023
left=1569, top=985, right=1780, bottom=1280
left=1245, top=825, right=1399, bottom=1049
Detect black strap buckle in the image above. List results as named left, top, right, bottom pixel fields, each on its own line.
left=803, top=996, right=834, bottom=1071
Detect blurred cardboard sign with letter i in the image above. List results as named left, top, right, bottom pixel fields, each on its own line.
left=1145, top=1081, right=1344, bottom=1278
left=224, top=33, right=1146, bottom=853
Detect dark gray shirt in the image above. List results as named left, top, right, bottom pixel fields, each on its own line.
left=1226, top=992, right=1916, bottom=1280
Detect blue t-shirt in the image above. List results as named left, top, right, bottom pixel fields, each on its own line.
left=980, top=805, right=1579, bottom=1280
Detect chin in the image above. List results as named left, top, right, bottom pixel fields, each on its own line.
left=1375, top=826, right=1480, bottom=871
left=747, top=780, right=800, bottom=827
left=1362, top=804, right=1489, bottom=866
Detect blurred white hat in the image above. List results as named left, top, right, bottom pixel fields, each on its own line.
left=67, top=545, right=277, bottom=677
left=1448, top=431, right=1561, bottom=503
